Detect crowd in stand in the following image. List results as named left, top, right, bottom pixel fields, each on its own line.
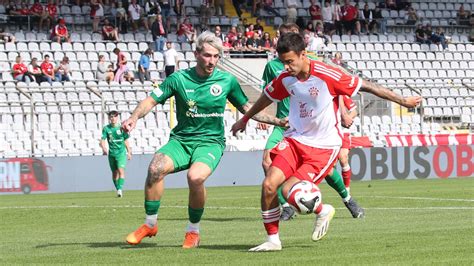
left=12, top=54, right=71, bottom=84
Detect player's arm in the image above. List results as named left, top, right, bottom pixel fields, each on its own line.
left=125, top=139, right=132, bottom=160
left=122, top=96, right=158, bottom=132
left=359, top=79, right=421, bottom=108
left=232, top=92, right=285, bottom=135
left=100, top=139, right=108, bottom=155
left=339, top=96, right=353, bottom=128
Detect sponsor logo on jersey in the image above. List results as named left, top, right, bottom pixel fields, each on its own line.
left=299, top=101, right=313, bottom=118
left=210, top=84, right=223, bottom=96
left=307, top=172, right=315, bottom=180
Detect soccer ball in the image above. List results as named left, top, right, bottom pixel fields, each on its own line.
left=287, top=181, right=322, bottom=214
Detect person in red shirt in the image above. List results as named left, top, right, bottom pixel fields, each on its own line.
left=102, top=19, right=119, bottom=41
left=40, top=54, right=55, bottom=84
left=30, top=0, right=44, bottom=31
left=177, top=17, right=196, bottom=43
left=51, top=19, right=70, bottom=44
left=12, top=56, right=33, bottom=84
left=341, top=0, right=358, bottom=35
left=44, top=0, right=58, bottom=31
left=309, top=0, right=323, bottom=30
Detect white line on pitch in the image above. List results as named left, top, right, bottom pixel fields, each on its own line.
left=363, top=196, right=474, bottom=202
left=0, top=205, right=473, bottom=210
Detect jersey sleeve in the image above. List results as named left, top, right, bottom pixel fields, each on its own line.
left=123, top=131, right=130, bottom=140
left=101, top=127, right=107, bottom=140
left=260, top=63, right=277, bottom=90
left=343, top=95, right=357, bottom=112
left=227, top=75, right=249, bottom=107
left=263, top=73, right=290, bottom=102
left=314, top=61, right=361, bottom=97
left=150, top=75, right=175, bottom=104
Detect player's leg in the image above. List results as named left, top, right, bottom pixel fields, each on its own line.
left=126, top=140, right=187, bottom=245
left=115, top=151, right=128, bottom=197
left=182, top=142, right=224, bottom=248
left=249, top=138, right=297, bottom=252
left=108, top=155, right=119, bottom=191
left=339, top=147, right=351, bottom=190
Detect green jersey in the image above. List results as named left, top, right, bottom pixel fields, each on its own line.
left=261, top=54, right=320, bottom=119
left=101, top=124, right=129, bottom=155
left=150, top=67, right=248, bottom=145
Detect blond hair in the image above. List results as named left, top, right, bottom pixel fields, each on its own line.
left=195, top=31, right=223, bottom=54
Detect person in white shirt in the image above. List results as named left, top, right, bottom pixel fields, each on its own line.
left=322, top=0, right=335, bottom=36
left=163, top=42, right=179, bottom=77
left=231, top=32, right=421, bottom=252
left=128, top=0, right=149, bottom=32
left=332, top=0, right=343, bottom=35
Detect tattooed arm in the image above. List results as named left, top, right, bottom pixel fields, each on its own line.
left=122, top=96, right=158, bottom=133
left=359, top=80, right=422, bottom=108
left=236, top=102, right=286, bottom=127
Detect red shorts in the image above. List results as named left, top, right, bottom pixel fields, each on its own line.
left=270, top=137, right=340, bottom=185
left=341, top=133, right=351, bottom=149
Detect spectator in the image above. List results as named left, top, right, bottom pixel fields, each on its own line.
left=223, top=36, right=234, bottom=51
left=102, top=19, right=120, bottom=41
left=51, top=19, right=70, bottom=44
left=246, top=24, right=255, bottom=38
left=44, top=0, right=58, bottom=32
left=55, top=56, right=71, bottom=82
left=305, top=22, right=315, bottom=34
left=151, top=14, right=167, bottom=52
left=8, top=2, right=30, bottom=31
left=232, top=0, right=243, bottom=18
left=177, top=17, right=196, bottom=43
left=113, top=48, right=129, bottom=82
left=332, top=0, right=343, bottom=35
left=332, top=51, right=343, bottom=66
left=128, top=0, right=149, bottom=33
left=360, top=3, right=373, bottom=34
left=246, top=32, right=261, bottom=52
left=29, top=0, right=46, bottom=32
left=90, top=0, right=104, bottom=33
left=160, top=0, right=172, bottom=33
left=138, top=49, right=153, bottom=82
left=260, top=0, right=280, bottom=17
left=405, top=7, right=418, bottom=25
left=163, top=42, right=178, bottom=77
left=214, top=26, right=225, bottom=41
left=254, top=18, right=264, bottom=36
left=40, top=54, right=55, bottom=84
left=341, top=0, right=357, bottom=35
left=309, top=0, right=323, bottom=30
left=285, top=0, right=298, bottom=23
left=458, top=4, right=470, bottom=26
left=12, top=56, right=32, bottom=84
left=96, top=55, right=115, bottom=82
left=386, top=0, right=397, bottom=10
left=322, top=0, right=335, bottom=36
left=424, top=23, right=433, bottom=38
left=227, top=26, right=238, bottom=43
left=214, top=0, right=225, bottom=16
left=415, top=24, right=430, bottom=44
left=173, top=0, right=184, bottom=18
left=306, top=31, right=326, bottom=52
left=430, top=27, right=447, bottom=50
left=272, top=30, right=279, bottom=47
left=145, top=0, right=161, bottom=26
left=259, top=32, right=273, bottom=51
left=200, top=0, right=213, bottom=29
left=372, top=6, right=386, bottom=35
left=0, top=27, right=15, bottom=43
left=28, top=58, right=44, bottom=84
left=115, top=1, right=128, bottom=33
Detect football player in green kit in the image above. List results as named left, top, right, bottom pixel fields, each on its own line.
left=123, top=31, right=286, bottom=248
left=100, top=111, right=132, bottom=198
left=259, top=23, right=365, bottom=220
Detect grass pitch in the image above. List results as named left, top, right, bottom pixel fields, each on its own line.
left=0, top=178, right=473, bottom=265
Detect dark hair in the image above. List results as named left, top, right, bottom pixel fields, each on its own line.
left=276, top=33, right=305, bottom=54
left=113, top=48, right=120, bottom=53
left=44, top=54, right=50, bottom=59
left=108, top=110, right=119, bottom=117
left=278, top=23, right=300, bottom=34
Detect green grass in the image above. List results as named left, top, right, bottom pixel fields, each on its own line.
left=1, top=178, right=473, bottom=265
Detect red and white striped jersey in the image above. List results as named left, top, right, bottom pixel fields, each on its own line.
left=264, top=59, right=361, bottom=149
left=341, top=95, right=357, bottom=133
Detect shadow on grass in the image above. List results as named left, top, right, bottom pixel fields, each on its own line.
left=197, top=244, right=251, bottom=251
left=35, top=242, right=164, bottom=249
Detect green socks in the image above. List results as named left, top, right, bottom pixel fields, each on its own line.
left=113, top=178, right=118, bottom=190
left=277, top=186, right=288, bottom=205
left=325, top=170, right=349, bottom=199
left=188, top=206, right=204, bottom=223
left=145, top=200, right=161, bottom=215
left=116, top=178, right=125, bottom=190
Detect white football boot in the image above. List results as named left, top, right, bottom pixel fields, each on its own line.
left=249, top=241, right=282, bottom=252
left=312, top=204, right=335, bottom=241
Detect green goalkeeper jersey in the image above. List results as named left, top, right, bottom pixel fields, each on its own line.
left=261, top=53, right=320, bottom=119
left=150, top=67, right=248, bottom=145
left=102, top=124, right=129, bottom=155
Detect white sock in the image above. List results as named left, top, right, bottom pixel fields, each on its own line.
left=282, top=202, right=291, bottom=208
left=145, top=214, right=158, bottom=228
left=267, top=233, right=281, bottom=245
left=342, top=166, right=351, bottom=172
left=187, top=222, right=200, bottom=233
left=343, top=194, right=351, bottom=203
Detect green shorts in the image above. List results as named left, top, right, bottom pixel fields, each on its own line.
left=265, top=126, right=285, bottom=150
left=158, top=138, right=225, bottom=173
left=108, top=151, right=127, bottom=171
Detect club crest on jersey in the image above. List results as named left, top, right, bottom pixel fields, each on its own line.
left=309, top=87, right=319, bottom=98
left=277, top=141, right=288, bottom=151
left=116, top=129, right=122, bottom=135
left=210, top=84, right=223, bottom=96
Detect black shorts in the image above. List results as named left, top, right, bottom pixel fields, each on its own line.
left=165, top=65, right=175, bottom=77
